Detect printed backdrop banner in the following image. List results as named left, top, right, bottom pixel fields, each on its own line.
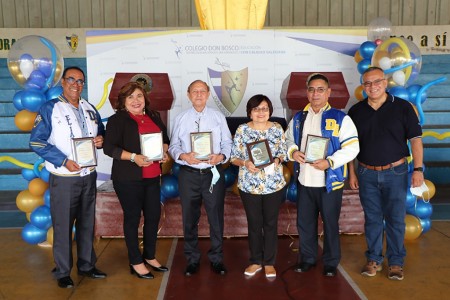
left=86, top=29, right=367, bottom=180
left=86, top=29, right=366, bottom=124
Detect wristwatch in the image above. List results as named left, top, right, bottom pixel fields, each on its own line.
left=130, top=153, right=136, bottom=163
left=413, top=167, right=423, bottom=172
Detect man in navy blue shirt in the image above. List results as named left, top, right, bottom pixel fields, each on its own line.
left=348, top=66, right=424, bottom=281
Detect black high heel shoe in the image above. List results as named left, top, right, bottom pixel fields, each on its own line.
left=129, top=264, right=154, bottom=279
left=143, top=260, right=169, bottom=272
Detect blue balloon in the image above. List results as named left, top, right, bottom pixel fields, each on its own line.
left=27, top=70, right=47, bottom=89
left=20, top=53, right=33, bottom=61
left=21, top=222, right=47, bottom=244
left=40, top=167, right=50, bottom=182
left=45, top=86, right=62, bottom=101
left=406, top=205, right=416, bottom=215
left=406, top=190, right=416, bottom=208
left=44, top=189, right=51, bottom=207
left=359, top=41, right=377, bottom=60
left=407, top=84, right=426, bottom=105
left=357, top=59, right=371, bottom=74
left=22, top=168, right=37, bottom=181
left=37, top=57, right=53, bottom=78
left=30, top=205, right=52, bottom=230
left=223, top=167, right=236, bottom=188
left=171, top=162, right=181, bottom=177
left=13, top=91, right=24, bottom=111
left=419, top=218, right=432, bottom=233
left=388, top=86, right=409, bottom=101
left=21, top=89, right=46, bottom=112
left=286, top=181, right=298, bottom=202
left=414, top=199, right=433, bottom=219
left=161, top=175, right=179, bottom=198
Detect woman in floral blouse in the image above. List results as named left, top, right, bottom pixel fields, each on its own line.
left=230, top=94, right=287, bottom=278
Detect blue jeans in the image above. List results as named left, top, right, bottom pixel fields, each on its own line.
left=358, top=162, right=407, bottom=266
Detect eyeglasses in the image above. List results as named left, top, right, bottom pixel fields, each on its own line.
left=190, top=90, right=208, bottom=95
left=307, top=87, right=328, bottom=94
left=363, top=78, right=385, bottom=88
left=252, top=107, right=270, bottom=113
left=64, top=77, right=85, bottom=86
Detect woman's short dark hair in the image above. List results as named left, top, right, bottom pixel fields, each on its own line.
left=246, top=94, right=273, bottom=118
left=115, top=81, right=150, bottom=111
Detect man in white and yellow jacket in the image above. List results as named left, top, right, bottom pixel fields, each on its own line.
left=30, top=66, right=106, bottom=288
left=285, top=73, right=359, bottom=277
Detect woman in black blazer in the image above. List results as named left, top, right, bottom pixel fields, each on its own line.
left=103, top=82, right=170, bottom=279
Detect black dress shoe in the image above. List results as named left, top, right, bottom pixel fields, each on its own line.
left=78, top=267, right=107, bottom=279
left=129, top=264, right=155, bottom=279
left=293, top=262, right=316, bottom=273
left=143, top=260, right=169, bottom=272
left=184, top=263, right=200, bottom=276
left=323, top=265, right=337, bottom=277
left=57, top=276, right=74, bottom=288
left=211, top=262, right=227, bottom=275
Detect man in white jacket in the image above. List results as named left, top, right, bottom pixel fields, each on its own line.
left=30, top=66, right=106, bottom=288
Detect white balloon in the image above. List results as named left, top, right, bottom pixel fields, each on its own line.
left=379, top=57, right=392, bottom=70
left=393, top=70, right=406, bottom=86
left=19, top=60, right=34, bottom=79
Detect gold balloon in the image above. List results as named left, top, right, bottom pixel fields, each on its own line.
left=354, top=85, right=365, bottom=101
left=161, top=155, right=174, bottom=175
left=411, top=104, right=419, bottom=116
left=354, top=50, right=363, bottom=63
left=386, top=77, right=398, bottom=89
left=7, top=61, right=26, bottom=85
left=286, top=161, right=294, bottom=177
left=47, top=227, right=54, bottom=246
left=222, top=160, right=231, bottom=169
left=14, top=110, right=37, bottom=132
left=390, top=50, right=409, bottom=66
left=28, top=178, right=49, bottom=196
left=404, top=214, right=422, bottom=240
left=16, top=189, right=44, bottom=213
left=26, top=212, right=31, bottom=222
left=419, top=179, right=436, bottom=200
left=282, top=165, right=291, bottom=183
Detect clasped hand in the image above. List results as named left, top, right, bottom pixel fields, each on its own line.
left=292, top=150, right=329, bottom=171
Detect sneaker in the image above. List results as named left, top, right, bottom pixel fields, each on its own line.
left=361, top=261, right=382, bottom=277
left=264, top=265, right=276, bottom=278
left=244, top=264, right=262, bottom=276
left=388, top=265, right=404, bottom=281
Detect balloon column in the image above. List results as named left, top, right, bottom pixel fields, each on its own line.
left=6, top=35, right=64, bottom=245
left=353, top=18, right=444, bottom=240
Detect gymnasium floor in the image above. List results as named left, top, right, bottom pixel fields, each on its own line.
left=0, top=221, right=449, bottom=300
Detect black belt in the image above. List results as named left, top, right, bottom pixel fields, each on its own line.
left=181, top=165, right=213, bottom=174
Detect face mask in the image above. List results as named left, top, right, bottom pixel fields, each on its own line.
left=209, top=166, right=220, bottom=193
left=410, top=182, right=430, bottom=200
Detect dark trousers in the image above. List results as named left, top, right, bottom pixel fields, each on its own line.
left=113, top=177, right=161, bottom=265
left=240, top=189, right=284, bottom=266
left=178, top=166, right=225, bottom=265
left=297, top=184, right=343, bottom=267
left=49, top=172, right=98, bottom=279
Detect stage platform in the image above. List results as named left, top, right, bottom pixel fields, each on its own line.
left=95, top=181, right=365, bottom=238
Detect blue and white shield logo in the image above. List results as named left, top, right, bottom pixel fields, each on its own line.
left=208, top=68, right=248, bottom=116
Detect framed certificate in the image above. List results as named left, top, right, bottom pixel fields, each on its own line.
left=246, top=139, right=273, bottom=168
left=190, top=131, right=212, bottom=160
left=72, top=137, right=97, bottom=167
left=304, top=134, right=329, bottom=163
left=140, top=132, right=164, bottom=161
